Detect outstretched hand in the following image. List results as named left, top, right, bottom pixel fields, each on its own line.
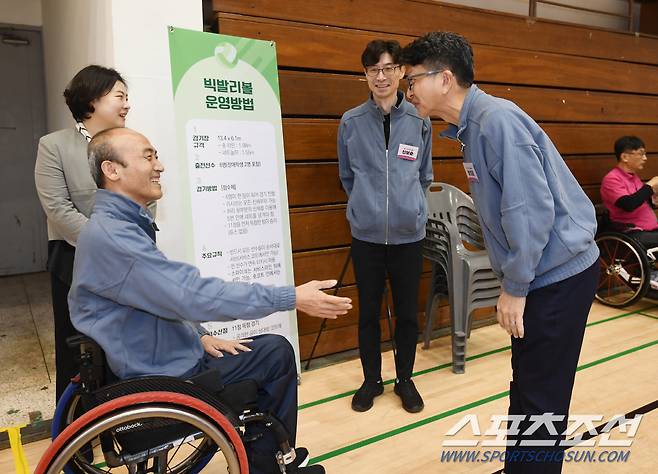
left=295, top=279, right=352, bottom=319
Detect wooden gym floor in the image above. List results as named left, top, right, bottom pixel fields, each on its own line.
left=1, top=298, right=656, bottom=472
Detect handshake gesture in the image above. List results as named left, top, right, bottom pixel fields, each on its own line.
left=295, top=279, right=352, bottom=319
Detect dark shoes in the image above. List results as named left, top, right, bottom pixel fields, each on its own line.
left=287, top=448, right=325, bottom=473
left=296, top=466, right=326, bottom=473
left=351, top=380, right=384, bottom=412
left=394, top=378, right=424, bottom=413
left=251, top=446, right=325, bottom=473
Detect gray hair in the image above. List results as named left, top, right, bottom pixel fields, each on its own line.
left=88, top=127, right=126, bottom=188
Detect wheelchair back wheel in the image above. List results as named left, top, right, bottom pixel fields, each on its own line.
left=36, top=392, right=248, bottom=474
left=595, top=233, right=650, bottom=308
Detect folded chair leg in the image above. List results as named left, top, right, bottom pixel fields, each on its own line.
left=451, top=330, right=467, bottom=374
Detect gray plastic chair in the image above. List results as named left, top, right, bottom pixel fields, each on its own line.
left=422, top=183, right=500, bottom=373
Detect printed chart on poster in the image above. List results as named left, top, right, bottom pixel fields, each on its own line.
left=167, top=27, right=300, bottom=371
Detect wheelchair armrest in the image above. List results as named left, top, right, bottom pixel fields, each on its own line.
left=66, top=333, right=96, bottom=349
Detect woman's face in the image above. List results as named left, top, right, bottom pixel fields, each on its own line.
left=89, top=80, right=130, bottom=128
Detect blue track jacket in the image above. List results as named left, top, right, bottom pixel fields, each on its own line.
left=69, top=190, right=296, bottom=379
left=441, top=85, right=598, bottom=296
left=338, top=91, right=433, bottom=244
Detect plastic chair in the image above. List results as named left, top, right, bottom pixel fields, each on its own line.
left=422, top=183, right=500, bottom=373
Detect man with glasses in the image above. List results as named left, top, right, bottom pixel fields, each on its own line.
left=338, top=39, right=433, bottom=413
left=401, top=32, right=598, bottom=473
left=601, top=136, right=658, bottom=255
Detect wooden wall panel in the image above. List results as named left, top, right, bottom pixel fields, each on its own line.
left=290, top=206, right=351, bottom=251
left=286, top=163, right=345, bottom=206
left=282, top=120, right=658, bottom=161
left=215, top=1, right=658, bottom=361
left=280, top=71, right=658, bottom=124
left=286, top=161, right=464, bottom=208
left=215, top=0, right=658, bottom=65
left=285, top=155, right=658, bottom=211
left=219, top=14, right=658, bottom=94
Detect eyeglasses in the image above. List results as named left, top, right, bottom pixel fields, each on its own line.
left=365, top=65, right=401, bottom=78
left=625, top=150, right=647, bottom=158
left=404, top=70, right=443, bottom=91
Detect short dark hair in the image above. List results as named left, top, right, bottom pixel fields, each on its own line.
left=361, top=40, right=402, bottom=68
left=400, top=32, right=474, bottom=88
left=64, top=65, right=126, bottom=122
left=614, top=136, right=645, bottom=161
left=88, top=127, right=127, bottom=188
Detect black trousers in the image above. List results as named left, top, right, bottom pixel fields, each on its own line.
left=504, top=261, right=599, bottom=474
left=48, top=241, right=80, bottom=402
left=194, top=334, right=297, bottom=474
left=351, top=237, right=423, bottom=382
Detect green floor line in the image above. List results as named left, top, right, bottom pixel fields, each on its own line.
left=309, top=336, right=658, bottom=465
left=299, top=345, right=511, bottom=410
left=299, top=304, right=656, bottom=411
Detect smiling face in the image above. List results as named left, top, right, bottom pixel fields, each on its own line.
left=89, top=80, right=130, bottom=129
left=101, top=129, right=164, bottom=207
left=365, top=53, right=405, bottom=103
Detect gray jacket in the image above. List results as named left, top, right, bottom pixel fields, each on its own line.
left=441, top=85, right=598, bottom=296
left=34, top=128, right=96, bottom=245
left=338, top=92, right=433, bottom=244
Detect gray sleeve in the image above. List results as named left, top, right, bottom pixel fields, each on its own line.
left=419, top=118, right=434, bottom=191
left=337, top=118, right=354, bottom=197
left=484, top=114, right=555, bottom=297
left=34, top=136, right=88, bottom=245
left=92, top=222, right=298, bottom=323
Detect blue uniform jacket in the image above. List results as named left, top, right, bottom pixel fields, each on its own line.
left=338, top=91, right=433, bottom=245
left=441, top=85, right=598, bottom=296
left=69, top=190, right=296, bottom=379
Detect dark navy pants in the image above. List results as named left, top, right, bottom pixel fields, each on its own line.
left=195, top=334, right=297, bottom=474
left=504, top=261, right=599, bottom=474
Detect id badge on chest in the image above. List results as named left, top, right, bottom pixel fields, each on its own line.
left=463, top=162, right=479, bottom=182
left=397, top=143, right=419, bottom=161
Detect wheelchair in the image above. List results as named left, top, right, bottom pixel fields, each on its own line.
left=35, top=335, right=300, bottom=474
left=595, top=206, right=658, bottom=308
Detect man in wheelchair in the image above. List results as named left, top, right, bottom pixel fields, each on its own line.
left=601, top=135, right=658, bottom=286
left=64, top=127, right=352, bottom=473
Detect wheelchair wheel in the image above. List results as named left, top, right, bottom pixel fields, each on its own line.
left=595, top=233, right=650, bottom=308
left=36, top=392, right=248, bottom=474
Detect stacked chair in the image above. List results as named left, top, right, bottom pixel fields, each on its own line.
left=422, top=183, right=501, bottom=373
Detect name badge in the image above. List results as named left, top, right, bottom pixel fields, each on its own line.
left=463, top=162, right=479, bottom=182
left=397, top=144, right=419, bottom=161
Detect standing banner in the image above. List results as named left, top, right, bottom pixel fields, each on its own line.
left=167, top=27, right=300, bottom=372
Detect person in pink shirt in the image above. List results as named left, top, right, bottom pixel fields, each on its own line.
left=600, top=136, right=658, bottom=252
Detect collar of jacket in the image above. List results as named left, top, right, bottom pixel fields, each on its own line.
left=94, top=189, right=157, bottom=241
left=439, top=84, right=481, bottom=141
left=366, top=90, right=407, bottom=119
